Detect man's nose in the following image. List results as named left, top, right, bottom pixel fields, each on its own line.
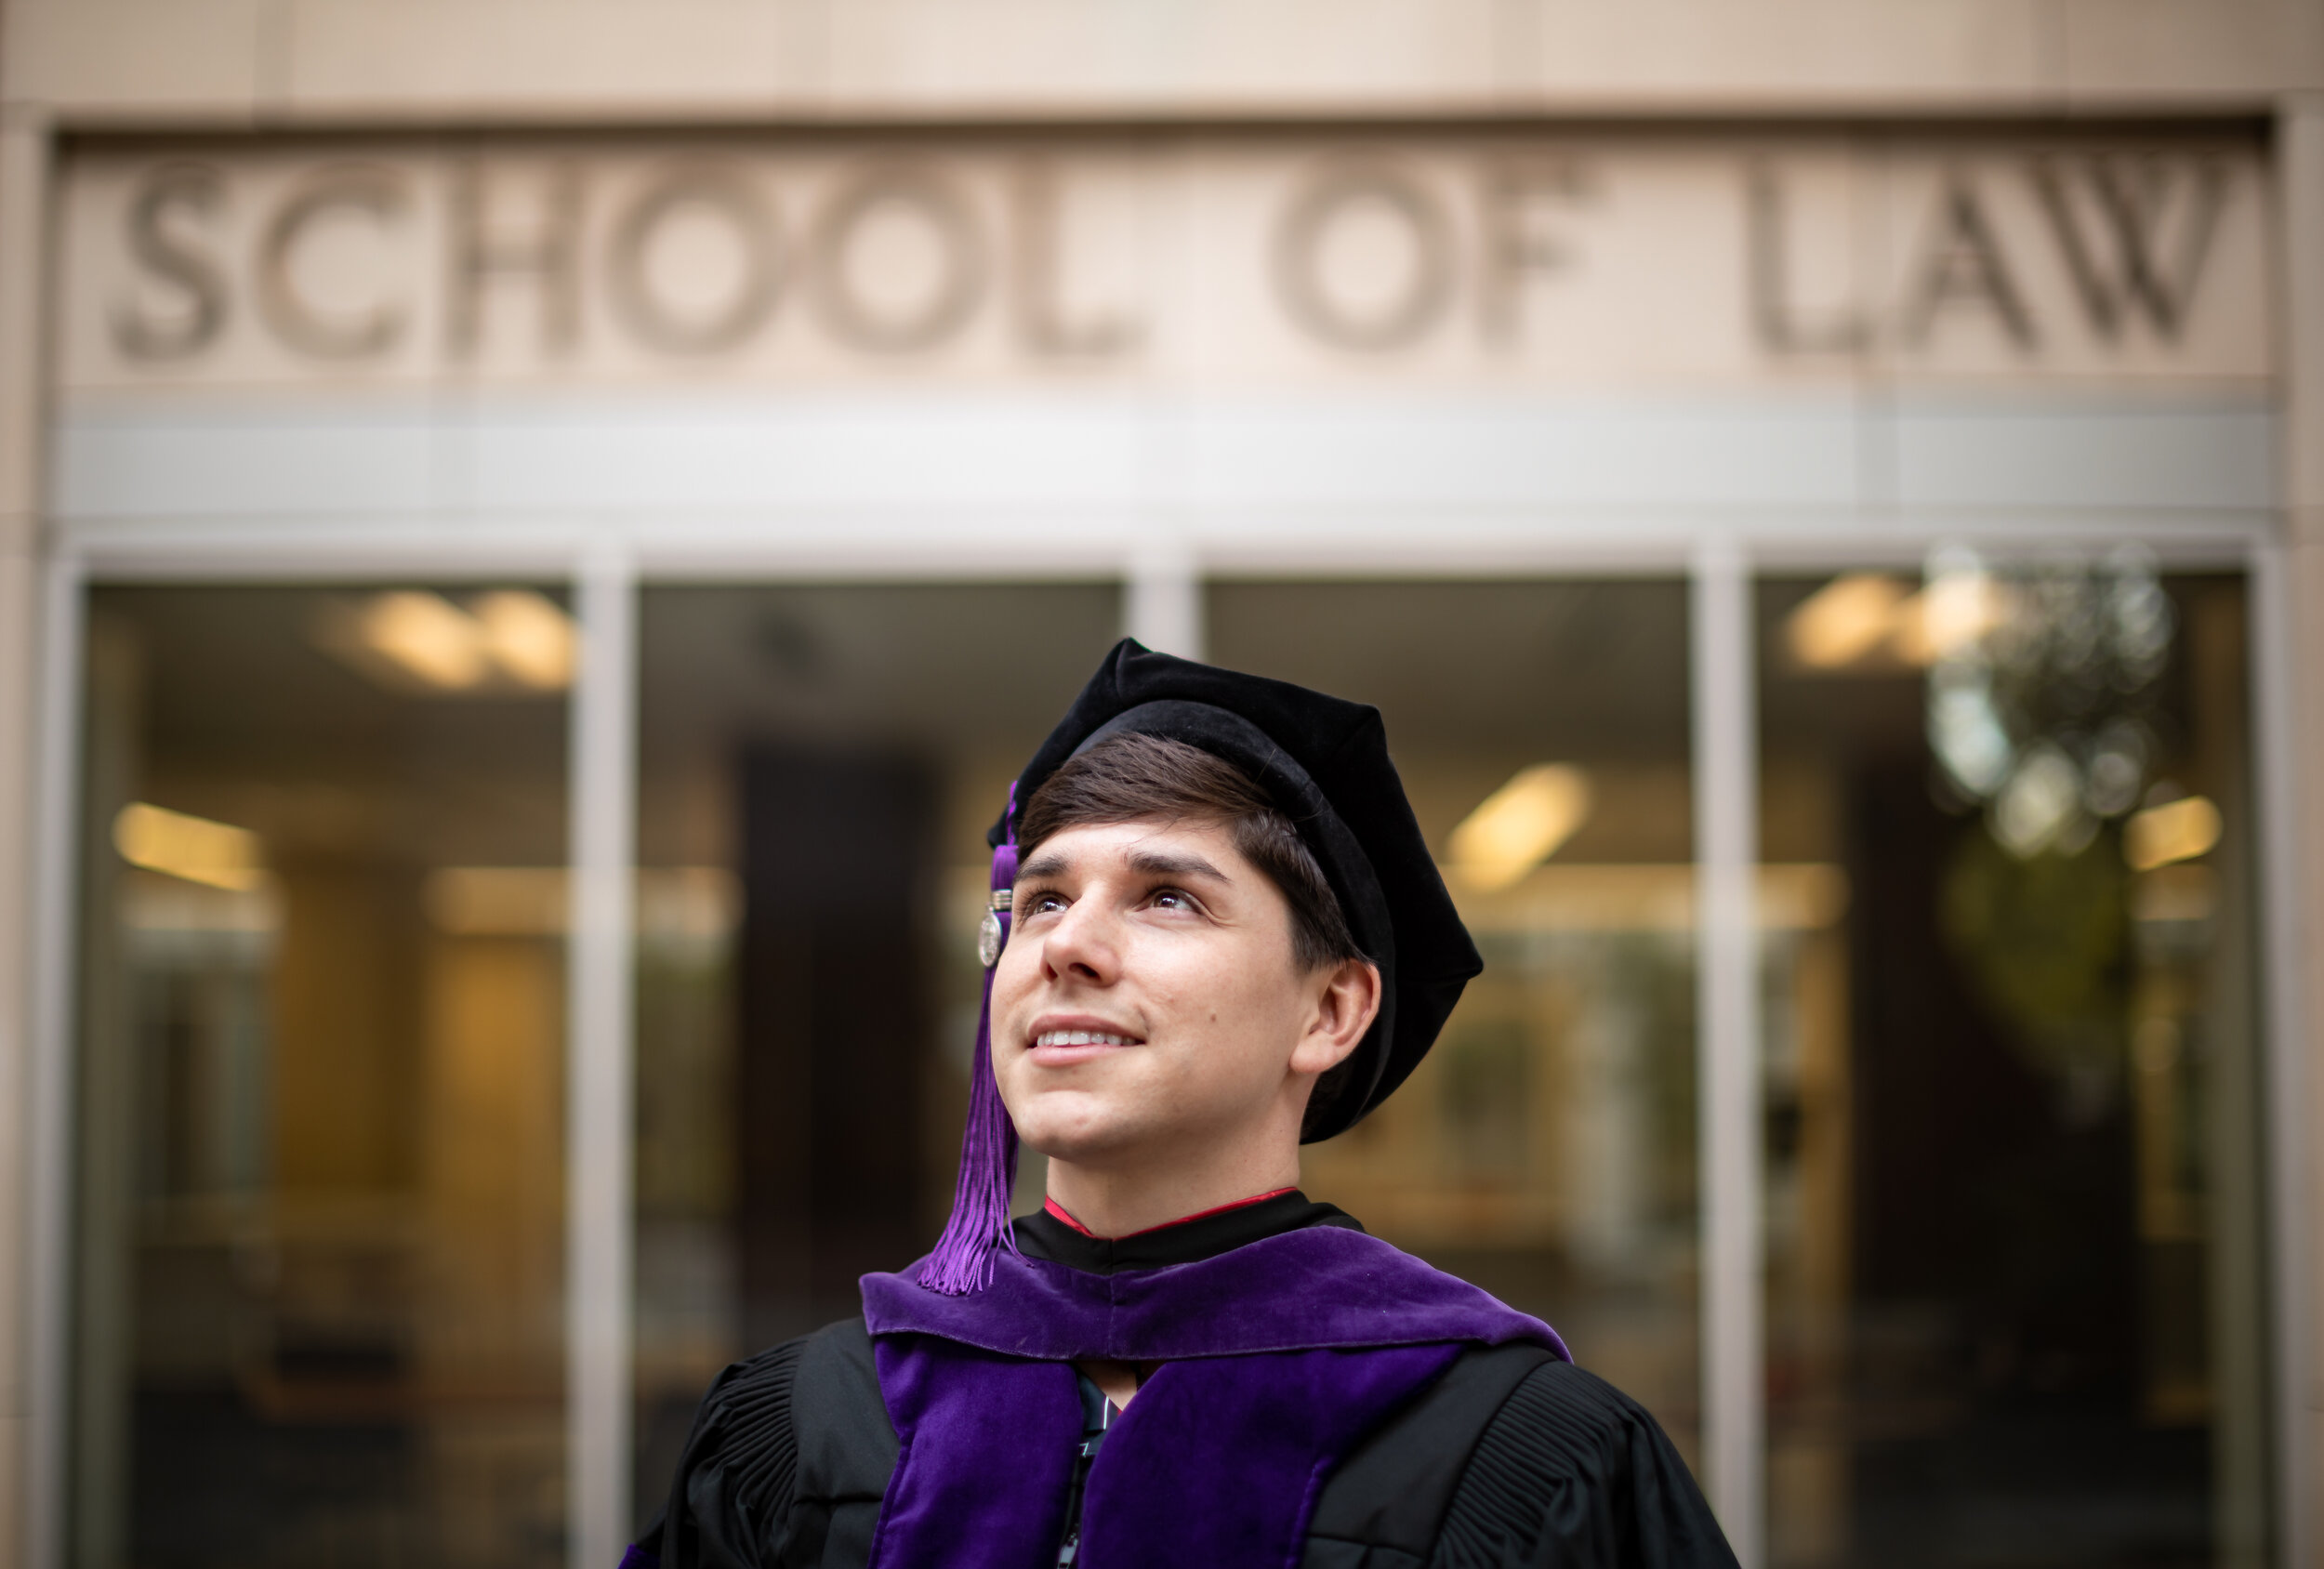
left=1041, top=897, right=1120, bottom=983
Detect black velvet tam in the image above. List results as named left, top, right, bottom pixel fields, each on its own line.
left=987, top=639, right=1481, bottom=1141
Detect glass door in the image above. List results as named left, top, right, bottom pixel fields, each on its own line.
left=73, top=585, right=573, bottom=1569
left=1756, top=556, right=2271, bottom=1569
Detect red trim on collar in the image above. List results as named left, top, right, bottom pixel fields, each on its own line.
left=1041, top=1188, right=1298, bottom=1240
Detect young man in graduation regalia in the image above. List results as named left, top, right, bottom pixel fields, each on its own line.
left=632, top=641, right=1738, bottom=1569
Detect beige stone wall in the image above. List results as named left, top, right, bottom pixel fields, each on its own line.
left=3, top=0, right=2323, bottom=125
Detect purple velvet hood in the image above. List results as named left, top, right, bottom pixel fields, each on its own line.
left=856, top=1224, right=1568, bottom=1569
left=865, top=1221, right=1566, bottom=1361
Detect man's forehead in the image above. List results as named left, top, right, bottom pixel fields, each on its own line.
left=1016, top=818, right=1241, bottom=878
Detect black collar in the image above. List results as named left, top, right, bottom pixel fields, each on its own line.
left=1010, top=1189, right=1364, bottom=1275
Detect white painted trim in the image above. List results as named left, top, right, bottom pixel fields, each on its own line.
left=24, top=554, right=85, bottom=1569
left=46, top=510, right=2275, bottom=586
left=569, top=553, right=639, bottom=1569
left=1125, top=534, right=1204, bottom=658
left=1691, top=537, right=1763, bottom=1567
left=2250, top=536, right=2313, bottom=1569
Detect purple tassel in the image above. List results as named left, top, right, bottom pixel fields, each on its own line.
left=918, top=799, right=1023, bottom=1295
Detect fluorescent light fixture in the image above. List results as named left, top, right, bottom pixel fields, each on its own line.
left=1448, top=764, right=1592, bottom=892
left=112, top=801, right=267, bottom=890
left=1787, top=571, right=2014, bottom=672
left=424, top=865, right=733, bottom=938
left=424, top=866, right=569, bottom=936
left=1787, top=574, right=1910, bottom=670
left=320, top=589, right=577, bottom=695
left=473, top=590, right=576, bottom=690
left=2125, top=795, right=2222, bottom=872
left=358, top=591, right=488, bottom=690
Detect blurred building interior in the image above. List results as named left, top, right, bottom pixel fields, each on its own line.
left=3, top=6, right=2322, bottom=1569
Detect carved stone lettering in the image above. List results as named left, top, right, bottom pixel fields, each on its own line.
left=256, top=166, right=410, bottom=360
left=112, top=163, right=230, bottom=361
left=1904, top=176, right=2035, bottom=350
left=70, top=141, right=2262, bottom=389
left=1010, top=161, right=1139, bottom=358
left=1746, top=166, right=1869, bottom=356
left=2030, top=157, right=2229, bottom=343
left=1274, top=163, right=1453, bottom=351
left=1476, top=161, right=1589, bottom=345
left=810, top=167, right=986, bottom=353
left=609, top=167, right=784, bottom=355
left=447, top=161, right=584, bottom=357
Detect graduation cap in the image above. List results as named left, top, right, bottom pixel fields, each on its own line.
left=919, top=639, right=1483, bottom=1293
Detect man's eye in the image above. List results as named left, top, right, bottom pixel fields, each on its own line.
left=1152, top=889, right=1193, bottom=910
left=1024, top=891, right=1068, bottom=915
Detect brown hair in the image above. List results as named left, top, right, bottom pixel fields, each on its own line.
left=1016, top=731, right=1365, bottom=977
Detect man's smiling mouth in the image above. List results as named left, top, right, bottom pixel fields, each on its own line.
left=1033, top=1029, right=1142, bottom=1048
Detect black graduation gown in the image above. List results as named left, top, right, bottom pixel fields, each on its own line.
left=638, top=1193, right=1737, bottom=1569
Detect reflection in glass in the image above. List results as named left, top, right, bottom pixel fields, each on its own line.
left=1208, top=580, right=1701, bottom=1463
left=1760, top=564, right=2268, bottom=1569
left=629, top=583, right=1125, bottom=1511
left=74, top=587, right=571, bottom=1569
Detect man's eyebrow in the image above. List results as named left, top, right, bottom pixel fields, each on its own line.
left=1125, top=847, right=1231, bottom=883
left=1012, top=847, right=1233, bottom=884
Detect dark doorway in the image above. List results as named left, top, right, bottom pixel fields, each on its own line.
left=735, top=746, right=934, bottom=1348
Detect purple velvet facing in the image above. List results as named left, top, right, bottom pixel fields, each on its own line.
left=1077, top=1345, right=1460, bottom=1569
left=862, top=1230, right=1566, bottom=1569
left=917, top=790, right=1023, bottom=1295
left=866, top=1337, right=1460, bottom=1569
left=615, top=1546, right=659, bottom=1569
left=864, top=1339, right=1079, bottom=1569
left=869, top=1223, right=1570, bottom=1363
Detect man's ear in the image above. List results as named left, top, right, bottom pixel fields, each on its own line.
left=1290, top=958, right=1381, bottom=1076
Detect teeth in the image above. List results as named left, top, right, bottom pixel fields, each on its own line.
left=1036, top=1029, right=1137, bottom=1048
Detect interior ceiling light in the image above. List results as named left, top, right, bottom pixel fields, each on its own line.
left=425, top=866, right=734, bottom=939
left=1447, top=764, right=1592, bottom=893
left=359, top=590, right=489, bottom=690
left=424, top=866, right=569, bottom=936
left=323, top=589, right=576, bottom=695
left=473, top=590, right=577, bottom=689
left=1788, top=571, right=2014, bottom=672
left=1786, top=574, right=1911, bottom=669
left=2125, top=795, right=2222, bottom=872
left=112, top=802, right=267, bottom=891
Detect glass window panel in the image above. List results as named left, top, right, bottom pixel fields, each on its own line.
left=1207, top=578, right=1702, bottom=1465
left=73, top=585, right=571, bottom=1569
left=1757, top=563, right=2271, bottom=1569
left=629, top=582, right=1125, bottom=1510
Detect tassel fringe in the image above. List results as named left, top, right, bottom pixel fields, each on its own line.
left=918, top=818, right=1022, bottom=1295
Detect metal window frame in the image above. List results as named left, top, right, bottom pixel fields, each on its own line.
left=24, top=548, right=86, bottom=1569
left=1693, top=537, right=1763, bottom=1563
left=570, top=550, right=640, bottom=1569
left=21, top=518, right=2304, bottom=1569
left=2250, top=537, right=2314, bottom=1569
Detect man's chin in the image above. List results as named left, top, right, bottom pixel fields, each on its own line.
left=1016, top=1126, right=1140, bottom=1167
left=1012, top=1104, right=1157, bottom=1167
